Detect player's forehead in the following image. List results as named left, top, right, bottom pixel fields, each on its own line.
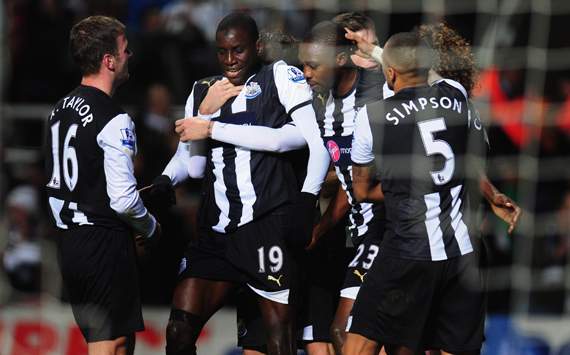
left=298, top=42, right=336, bottom=65
left=216, top=27, right=255, bottom=48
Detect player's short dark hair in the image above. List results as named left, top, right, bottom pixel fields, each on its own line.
left=332, top=12, right=375, bottom=32
left=69, top=16, right=126, bottom=76
left=303, top=20, right=354, bottom=55
left=384, top=31, right=433, bottom=77
left=216, top=12, right=259, bottom=42
left=259, top=30, right=298, bottom=64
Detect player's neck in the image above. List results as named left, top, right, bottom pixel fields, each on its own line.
left=334, top=68, right=358, bottom=97
left=393, top=77, right=428, bottom=94
left=81, top=74, right=114, bottom=97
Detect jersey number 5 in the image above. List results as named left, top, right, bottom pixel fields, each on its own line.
left=47, top=122, right=79, bottom=191
left=418, top=118, right=455, bottom=185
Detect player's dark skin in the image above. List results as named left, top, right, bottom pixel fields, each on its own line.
left=166, top=25, right=295, bottom=355
left=300, top=37, right=377, bottom=355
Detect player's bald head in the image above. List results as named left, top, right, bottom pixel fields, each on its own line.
left=383, top=32, right=433, bottom=78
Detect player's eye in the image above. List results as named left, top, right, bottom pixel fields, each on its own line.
left=235, top=47, right=244, bottom=54
left=125, top=48, right=132, bottom=56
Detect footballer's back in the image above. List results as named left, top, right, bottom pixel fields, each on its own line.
left=365, top=79, right=484, bottom=261
left=45, top=85, right=129, bottom=231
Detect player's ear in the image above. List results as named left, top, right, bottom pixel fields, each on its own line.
left=103, top=53, right=115, bottom=72
left=336, top=52, right=348, bottom=67
left=387, top=67, right=396, bottom=84
left=256, top=39, right=263, bottom=57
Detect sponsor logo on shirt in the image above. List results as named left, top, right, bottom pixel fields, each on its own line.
left=287, top=66, right=306, bottom=83
left=245, top=81, right=262, bottom=99
left=120, top=128, right=135, bottom=150
left=327, top=140, right=340, bottom=162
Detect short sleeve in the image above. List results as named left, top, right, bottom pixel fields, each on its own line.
left=351, top=106, right=375, bottom=165
left=273, top=60, right=313, bottom=115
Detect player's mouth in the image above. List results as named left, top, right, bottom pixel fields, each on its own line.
left=224, top=67, right=243, bottom=80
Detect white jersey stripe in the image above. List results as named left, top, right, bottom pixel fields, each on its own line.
left=449, top=185, right=473, bottom=255
left=69, top=202, right=93, bottom=226
left=230, top=85, right=257, bottom=227
left=341, top=93, right=356, bottom=135
left=424, top=192, right=447, bottom=261
left=323, top=95, right=335, bottom=136
left=236, top=148, right=257, bottom=226
left=211, top=147, right=231, bottom=232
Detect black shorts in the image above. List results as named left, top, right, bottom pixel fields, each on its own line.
left=300, top=220, right=347, bottom=343
left=236, top=220, right=348, bottom=348
left=341, top=226, right=383, bottom=300
left=349, top=252, right=485, bottom=352
left=58, top=226, right=144, bottom=342
left=179, top=211, right=294, bottom=303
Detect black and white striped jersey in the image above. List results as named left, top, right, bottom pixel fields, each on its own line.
left=45, top=85, right=155, bottom=236
left=185, top=61, right=314, bottom=233
left=315, top=69, right=385, bottom=239
left=352, top=79, right=486, bottom=261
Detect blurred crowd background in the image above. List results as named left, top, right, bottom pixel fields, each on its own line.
left=1, top=0, right=570, bottom=319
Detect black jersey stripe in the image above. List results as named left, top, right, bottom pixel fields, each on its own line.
left=438, top=188, right=461, bottom=258
left=332, top=97, right=344, bottom=136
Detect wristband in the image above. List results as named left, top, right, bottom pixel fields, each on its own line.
left=207, top=121, right=215, bottom=138
left=371, top=46, right=383, bottom=65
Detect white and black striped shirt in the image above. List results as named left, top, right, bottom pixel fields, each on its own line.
left=316, top=69, right=385, bottom=240
left=352, top=79, right=486, bottom=261
left=166, top=61, right=323, bottom=233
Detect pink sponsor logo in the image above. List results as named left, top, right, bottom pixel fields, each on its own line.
left=327, top=140, right=340, bottom=162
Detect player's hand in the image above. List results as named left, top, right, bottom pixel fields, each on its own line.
left=344, top=27, right=376, bottom=60
left=199, top=78, right=244, bottom=115
left=305, top=225, right=323, bottom=251
left=488, top=193, right=521, bottom=234
left=175, top=117, right=212, bottom=141
left=135, top=222, right=162, bottom=258
left=147, top=175, right=176, bottom=209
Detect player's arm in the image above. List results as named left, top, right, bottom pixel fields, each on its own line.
left=351, top=105, right=384, bottom=203
left=344, top=28, right=383, bottom=66
left=352, top=163, right=384, bottom=203
left=479, top=174, right=521, bottom=234
left=176, top=119, right=307, bottom=153
left=198, top=78, right=243, bottom=115
left=149, top=84, right=208, bottom=208
left=273, top=61, right=330, bottom=195
left=307, top=184, right=350, bottom=250
left=164, top=83, right=207, bottom=183
left=97, top=113, right=158, bottom=239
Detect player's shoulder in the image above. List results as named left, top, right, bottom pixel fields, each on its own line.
left=432, top=78, right=469, bottom=100
left=194, top=75, right=224, bottom=90
left=355, top=68, right=384, bottom=107
left=56, top=85, right=125, bottom=126
left=270, top=60, right=306, bottom=84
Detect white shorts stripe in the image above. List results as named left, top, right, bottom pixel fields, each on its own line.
left=247, top=283, right=289, bottom=304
